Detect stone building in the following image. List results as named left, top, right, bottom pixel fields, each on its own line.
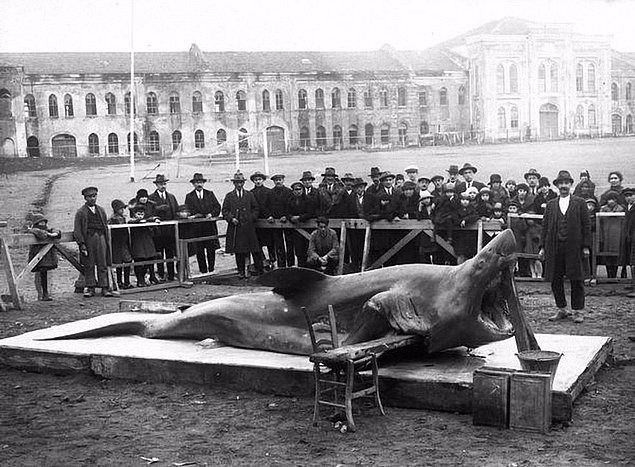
left=0, top=17, right=633, bottom=158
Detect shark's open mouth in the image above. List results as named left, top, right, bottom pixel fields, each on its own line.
left=477, top=269, right=515, bottom=338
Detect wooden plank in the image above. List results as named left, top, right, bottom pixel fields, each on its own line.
left=7, top=231, right=75, bottom=247
left=14, top=243, right=54, bottom=285
left=421, top=229, right=456, bottom=257
left=0, top=238, right=22, bottom=309
left=310, top=334, right=423, bottom=364
left=116, top=281, right=182, bottom=295
left=368, top=228, right=423, bottom=270
left=118, top=299, right=192, bottom=313
left=53, top=244, right=83, bottom=273
left=361, top=226, right=371, bottom=272
left=337, top=221, right=346, bottom=276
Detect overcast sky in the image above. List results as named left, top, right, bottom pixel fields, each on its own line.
left=0, top=0, right=633, bottom=53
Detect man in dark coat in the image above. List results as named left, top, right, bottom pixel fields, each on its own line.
left=301, top=170, right=325, bottom=216
left=365, top=167, right=383, bottom=199
left=74, top=186, right=113, bottom=297
left=329, top=172, right=356, bottom=218
left=250, top=171, right=274, bottom=267
left=184, top=173, right=221, bottom=274
left=267, top=174, right=295, bottom=267
left=455, top=162, right=485, bottom=194
left=148, top=174, right=179, bottom=281
left=222, top=171, right=263, bottom=279
left=539, top=170, right=591, bottom=323
left=348, top=178, right=367, bottom=271
left=318, top=167, right=343, bottom=214
left=287, top=181, right=313, bottom=267
left=364, top=171, right=402, bottom=266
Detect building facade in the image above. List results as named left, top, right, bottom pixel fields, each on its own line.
left=0, top=18, right=633, bottom=158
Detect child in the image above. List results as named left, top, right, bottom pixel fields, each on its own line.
left=27, top=214, right=61, bottom=301
left=454, top=192, right=479, bottom=264
left=584, top=198, right=598, bottom=284
left=477, top=187, right=493, bottom=219
left=418, top=190, right=437, bottom=263
left=505, top=179, right=517, bottom=200
left=129, top=205, right=159, bottom=286
left=524, top=210, right=542, bottom=278
left=108, top=199, right=133, bottom=289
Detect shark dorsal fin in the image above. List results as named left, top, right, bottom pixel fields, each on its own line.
left=257, top=267, right=330, bottom=294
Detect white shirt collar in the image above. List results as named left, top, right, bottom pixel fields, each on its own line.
left=558, top=195, right=570, bottom=214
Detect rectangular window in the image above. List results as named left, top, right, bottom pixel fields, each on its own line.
left=364, top=89, right=372, bottom=108
left=169, top=96, right=181, bottom=114
left=397, top=87, right=407, bottom=107
left=418, top=91, right=427, bottom=107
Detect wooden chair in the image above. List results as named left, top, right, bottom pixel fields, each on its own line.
left=301, top=305, right=385, bottom=432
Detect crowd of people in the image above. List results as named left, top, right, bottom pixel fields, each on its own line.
left=27, top=163, right=635, bottom=304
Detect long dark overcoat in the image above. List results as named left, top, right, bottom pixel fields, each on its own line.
left=222, top=190, right=260, bottom=254
left=540, top=195, right=591, bottom=281
left=184, top=189, right=221, bottom=250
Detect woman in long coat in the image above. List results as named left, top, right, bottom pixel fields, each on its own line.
left=222, top=172, right=263, bottom=278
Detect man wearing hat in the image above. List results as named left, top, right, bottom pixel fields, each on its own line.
left=184, top=173, right=221, bottom=275
left=405, top=165, right=419, bottom=183
left=74, top=187, right=113, bottom=297
left=348, top=178, right=368, bottom=270
left=446, top=165, right=460, bottom=184
left=250, top=171, right=274, bottom=268
left=539, top=170, right=591, bottom=323
left=366, top=167, right=383, bottom=198
left=430, top=175, right=445, bottom=206
left=620, top=187, right=635, bottom=295
left=329, top=172, right=356, bottom=218
left=318, top=167, right=343, bottom=213
left=287, top=180, right=313, bottom=267
left=300, top=170, right=325, bottom=217
left=364, top=172, right=401, bottom=266
left=573, top=170, right=596, bottom=198
left=306, top=216, right=340, bottom=275
left=488, top=174, right=509, bottom=207
left=524, top=168, right=541, bottom=197
left=456, top=163, right=485, bottom=194
left=148, top=174, right=179, bottom=281
left=223, top=171, right=264, bottom=279
left=267, top=174, right=295, bottom=267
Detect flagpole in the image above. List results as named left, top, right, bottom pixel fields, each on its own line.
left=129, top=0, right=136, bottom=182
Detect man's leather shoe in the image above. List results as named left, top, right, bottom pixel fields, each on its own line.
left=548, top=309, right=569, bottom=321
left=83, top=287, right=94, bottom=298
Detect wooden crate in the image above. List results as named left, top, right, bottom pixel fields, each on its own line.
left=472, top=367, right=512, bottom=428
left=509, top=371, right=552, bottom=433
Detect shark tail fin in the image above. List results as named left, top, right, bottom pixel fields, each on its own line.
left=35, top=314, right=151, bottom=341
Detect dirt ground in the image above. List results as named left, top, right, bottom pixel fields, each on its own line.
left=0, top=143, right=634, bottom=465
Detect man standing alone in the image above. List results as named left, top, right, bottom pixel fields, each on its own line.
left=539, top=170, right=591, bottom=323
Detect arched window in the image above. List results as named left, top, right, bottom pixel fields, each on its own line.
left=146, top=92, right=158, bottom=115
left=24, top=94, right=36, bottom=117
left=457, top=86, right=466, bottom=106
left=420, top=121, right=429, bottom=134
left=315, top=89, right=324, bottom=109
left=236, top=91, right=247, bottom=111
left=380, top=123, right=390, bottom=144
left=510, top=106, right=518, bottom=129
left=379, top=88, right=388, bottom=108
left=439, top=88, right=448, bottom=106
left=106, top=93, right=116, bottom=115
left=612, top=82, right=619, bottom=101
left=298, top=89, right=308, bottom=109
left=364, top=88, right=373, bottom=108
left=108, top=133, right=119, bottom=154
left=27, top=136, right=40, bottom=157
left=49, top=94, right=58, bottom=118
left=588, top=104, right=596, bottom=127
left=364, top=123, right=374, bottom=145
left=331, top=88, right=341, bottom=108
left=316, top=126, right=326, bottom=147
left=347, top=88, right=357, bottom=108
left=349, top=125, right=358, bottom=146
left=85, top=93, right=97, bottom=116
left=148, top=131, right=160, bottom=153
left=398, top=122, right=408, bottom=146
left=215, top=91, right=225, bottom=112
left=538, top=64, right=546, bottom=93
left=550, top=63, right=558, bottom=92
left=587, top=64, right=596, bottom=93
left=497, top=107, right=506, bottom=129
left=64, top=94, right=74, bottom=117
left=88, top=133, right=99, bottom=155
left=125, top=92, right=136, bottom=115
left=192, top=91, right=203, bottom=113
left=509, top=64, right=518, bottom=93
left=52, top=134, right=77, bottom=157
left=194, top=129, right=205, bottom=149
left=169, top=92, right=181, bottom=114
left=576, top=63, right=584, bottom=92
left=397, top=87, right=407, bottom=107
left=274, top=89, right=283, bottom=110
left=0, top=89, right=11, bottom=118
left=172, top=130, right=182, bottom=150
left=497, top=64, right=505, bottom=94
left=626, top=82, right=632, bottom=101
left=216, top=129, right=227, bottom=144
left=299, top=126, right=310, bottom=148
left=262, top=90, right=270, bottom=111
left=333, top=125, right=343, bottom=148
left=239, top=128, right=249, bottom=151
left=575, top=105, right=584, bottom=129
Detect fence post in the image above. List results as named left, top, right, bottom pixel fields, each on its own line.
left=476, top=220, right=483, bottom=252
left=361, top=226, right=372, bottom=272
left=0, top=237, right=23, bottom=309
left=337, top=220, right=347, bottom=276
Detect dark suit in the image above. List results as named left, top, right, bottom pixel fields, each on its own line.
left=455, top=180, right=485, bottom=194
left=269, top=185, right=294, bottom=267
left=223, top=189, right=263, bottom=275
left=364, top=186, right=401, bottom=266
left=184, top=188, right=221, bottom=273
left=540, top=195, right=591, bottom=310
left=74, top=203, right=110, bottom=289
left=149, top=190, right=179, bottom=280
left=251, top=185, right=274, bottom=262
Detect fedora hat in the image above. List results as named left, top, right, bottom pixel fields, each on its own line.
left=489, top=173, right=502, bottom=184
left=340, top=172, right=355, bottom=182
left=458, top=163, right=477, bottom=175
left=447, top=165, right=459, bottom=175
left=231, top=171, right=247, bottom=182
left=524, top=168, right=541, bottom=180
left=300, top=171, right=315, bottom=181
left=81, top=186, right=98, bottom=196
left=379, top=171, right=395, bottom=181
left=190, top=173, right=207, bottom=183
left=321, top=167, right=338, bottom=177
left=250, top=171, right=268, bottom=182
left=553, top=170, right=574, bottom=186
left=352, top=177, right=367, bottom=187
left=153, top=174, right=169, bottom=184
left=368, top=167, right=381, bottom=177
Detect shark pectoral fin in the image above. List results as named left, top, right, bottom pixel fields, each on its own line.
left=257, top=267, right=331, bottom=296
left=344, top=295, right=393, bottom=345
left=366, top=290, right=432, bottom=336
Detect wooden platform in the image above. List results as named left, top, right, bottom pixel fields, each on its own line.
left=0, top=319, right=612, bottom=422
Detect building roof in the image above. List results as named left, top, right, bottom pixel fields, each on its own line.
left=612, top=51, right=635, bottom=75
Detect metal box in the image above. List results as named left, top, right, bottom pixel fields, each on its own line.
left=509, top=371, right=552, bottom=433
left=472, top=367, right=512, bottom=428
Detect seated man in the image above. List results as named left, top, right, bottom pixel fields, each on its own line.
left=306, top=216, right=339, bottom=275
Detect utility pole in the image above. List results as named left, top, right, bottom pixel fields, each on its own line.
left=129, top=0, right=136, bottom=182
